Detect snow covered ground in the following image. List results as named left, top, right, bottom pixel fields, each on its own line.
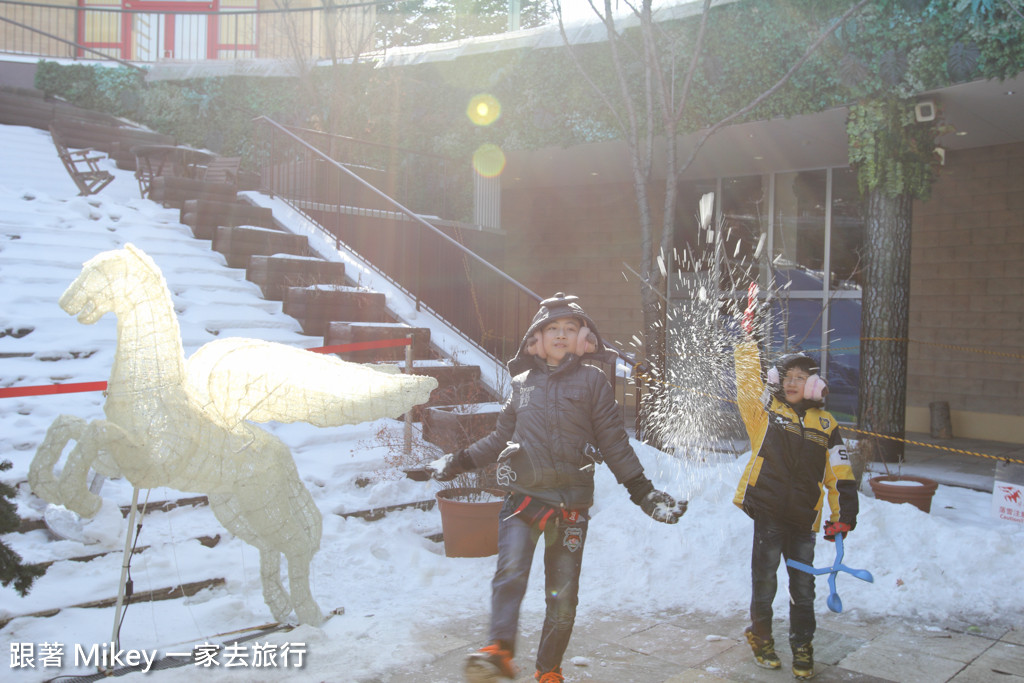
left=1, top=122, right=1022, bottom=682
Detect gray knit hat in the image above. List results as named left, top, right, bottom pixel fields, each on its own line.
left=507, top=293, right=616, bottom=375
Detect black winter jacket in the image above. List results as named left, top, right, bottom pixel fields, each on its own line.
left=732, top=341, right=859, bottom=532
left=463, top=354, right=644, bottom=510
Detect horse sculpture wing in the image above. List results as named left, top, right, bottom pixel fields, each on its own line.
left=185, top=338, right=438, bottom=428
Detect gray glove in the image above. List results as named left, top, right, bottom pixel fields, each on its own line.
left=640, top=490, right=687, bottom=524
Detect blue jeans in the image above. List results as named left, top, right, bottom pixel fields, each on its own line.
left=489, top=496, right=588, bottom=673
left=750, top=517, right=816, bottom=647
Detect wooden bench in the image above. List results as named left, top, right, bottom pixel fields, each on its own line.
left=49, top=124, right=114, bottom=196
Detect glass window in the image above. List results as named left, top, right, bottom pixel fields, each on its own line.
left=772, top=170, right=827, bottom=292
left=721, top=175, right=768, bottom=291
left=829, top=168, right=865, bottom=289
left=670, top=168, right=864, bottom=420
left=769, top=297, right=823, bottom=356
left=672, top=179, right=716, bottom=273
left=826, top=298, right=862, bottom=421
left=825, top=168, right=865, bottom=421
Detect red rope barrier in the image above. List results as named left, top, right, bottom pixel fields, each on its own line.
left=0, top=381, right=109, bottom=399
left=0, top=338, right=414, bottom=399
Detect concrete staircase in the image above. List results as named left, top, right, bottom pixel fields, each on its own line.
left=174, top=173, right=498, bottom=422
left=2, top=105, right=502, bottom=439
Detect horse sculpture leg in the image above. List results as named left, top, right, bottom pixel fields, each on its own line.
left=208, top=458, right=324, bottom=625
left=209, top=491, right=303, bottom=624
left=29, top=415, right=88, bottom=507
left=30, top=416, right=133, bottom=519
left=258, top=548, right=293, bottom=623
left=285, top=548, right=323, bottom=625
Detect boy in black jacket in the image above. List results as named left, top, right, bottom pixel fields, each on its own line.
left=428, top=293, right=686, bottom=683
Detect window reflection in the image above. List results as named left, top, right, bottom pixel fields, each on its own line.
left=671, top=167, right=865, bottom=421
left=773, top=170, right=826, bottom=291
left=721, top=175, right=767, bottom=290
left=830, top=168, right=865, bottom=289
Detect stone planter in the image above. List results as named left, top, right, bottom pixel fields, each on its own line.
left=435, top=487, right=505, bottom=558
left=868, top=475, right=939, bottom=513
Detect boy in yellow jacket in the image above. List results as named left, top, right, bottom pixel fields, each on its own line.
left=733, top=284, right=858, bottom=680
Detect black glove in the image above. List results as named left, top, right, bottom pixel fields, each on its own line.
left=426, top=451, right=473, bottom=482
left=824, top=521, right=852, bottom=541
left=625, top=474, right=687, bottom=524
left=641, top=490, right=687, bottom=524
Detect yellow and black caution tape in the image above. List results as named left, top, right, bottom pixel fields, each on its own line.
left=860, top=337, right=1024, bottom=360
left=842, top=425, right=1024, bottom=466
left=631, top=370, right=1024, bottom=466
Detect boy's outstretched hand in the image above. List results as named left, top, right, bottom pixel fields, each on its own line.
left=640, top=490, right=688, bottom=524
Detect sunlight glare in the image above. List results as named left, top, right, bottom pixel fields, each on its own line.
left=467, top=93, right=501, bottom=126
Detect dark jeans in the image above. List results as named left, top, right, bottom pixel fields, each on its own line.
left=750, top=517, right=816, bottom=647
left=489, top=496, right=588, bottom=673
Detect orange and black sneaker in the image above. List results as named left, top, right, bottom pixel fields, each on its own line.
left=535, top=667, right=564, bottom=682
left=792, top=641, right=815, bottom=679
left=464, top=642, right=518, bottom=682
left=744, top=627, right=781, bottom=669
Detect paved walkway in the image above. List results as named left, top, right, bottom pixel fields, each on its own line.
left=378, top=433, right=1024, bottom=683
left=379, top=608, right=1023, bottom=682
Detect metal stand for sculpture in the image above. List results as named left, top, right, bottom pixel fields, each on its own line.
left=28, top=244, right=437, bottom=625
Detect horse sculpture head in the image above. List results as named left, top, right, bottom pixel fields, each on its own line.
left=60, top=243, right=164, bottom=325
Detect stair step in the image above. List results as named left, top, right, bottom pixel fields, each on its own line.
left=181, top=199, right=277, bottom=240
left=421, top=403, right=501, bottom=453
left=212, top=225, right=310, bottom=269
left=324, top=321, right=432, bottom=362
left=395, top=362, right=494, bottom=410
left=149, top=175, right=237, bottom=209
left=282, top=286, right=388, bottom=336
left=246, top=254, right=347, bottom=301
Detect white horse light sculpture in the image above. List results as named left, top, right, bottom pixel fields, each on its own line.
left=29, top=244, right=437, bottom=625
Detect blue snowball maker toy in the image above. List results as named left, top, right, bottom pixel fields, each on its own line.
left=786, top=533, right=874, bottom=613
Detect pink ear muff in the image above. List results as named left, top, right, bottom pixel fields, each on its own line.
left=804, top=374, right=828, bottom=401
left=766, top=366, right=780, bottom=385
left=575, top=327, right=597, bottom=356
left=527, top=331, right=546, bottom=359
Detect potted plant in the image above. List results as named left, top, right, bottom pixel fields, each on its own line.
left=421, top=399, right=506, bottom=557
left=433, top=483, right=506, bottom=557
left=368, top=419, right=505, bottom=557
left=853, top=437, right=938, bottom=513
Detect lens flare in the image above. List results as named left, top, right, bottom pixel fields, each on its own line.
left=473, top=144, right=506, bottom=178
left=467, top=93, right=501, bottom=126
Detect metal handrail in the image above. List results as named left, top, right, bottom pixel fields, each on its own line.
left=253, top=116, right=634, bottom=379
left=282, top=124, right=451, bottom=160
left=253, top=115, right=636, bottom=421
left=254, top=116, right=542, bottom=303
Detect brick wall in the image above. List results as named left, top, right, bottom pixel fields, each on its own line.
left=909, top=142, right=1024, bottom=437
left=498, top=183, right=647, bottom=356
left=500, top=145, right=1024, bottom=443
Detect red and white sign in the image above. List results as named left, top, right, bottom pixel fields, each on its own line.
left=992, top=462, right=1024, bottom=525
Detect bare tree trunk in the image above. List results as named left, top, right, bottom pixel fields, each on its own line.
left=858, top=188, right=912, bottom=463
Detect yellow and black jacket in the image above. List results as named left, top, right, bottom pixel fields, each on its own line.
left=732, top=341, right=858, bottom=532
